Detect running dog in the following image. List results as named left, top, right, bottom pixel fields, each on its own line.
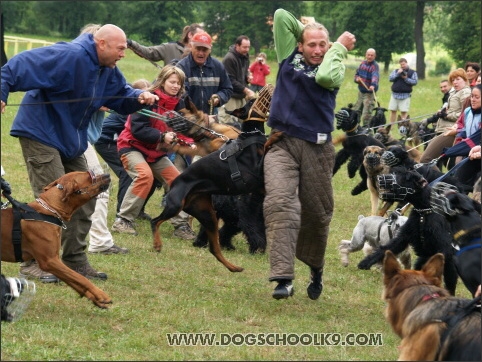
left=151, top=130, right=276, bottom=272
left=430, top=183, right=481, bottom=296
left=358, top=166, right=459, bottom=295
left=339, top=211, right=410, bottom=268
left=1, top=171, right=112, bottom=309
left=382, top=250, right=481, bottom=361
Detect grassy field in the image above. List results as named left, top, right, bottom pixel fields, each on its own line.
left=1, top=43, right=469, bottom=361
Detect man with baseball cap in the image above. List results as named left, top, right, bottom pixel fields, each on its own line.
left=175, top=31, right=233, bottom=115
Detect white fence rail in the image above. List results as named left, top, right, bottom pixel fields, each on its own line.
left=4, top=35, right=55, bottom=55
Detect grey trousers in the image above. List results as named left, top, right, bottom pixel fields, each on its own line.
left=19, top=137, right=96, bottom=266
left=263, top=135, right=335, bottom=281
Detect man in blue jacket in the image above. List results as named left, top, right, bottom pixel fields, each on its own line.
left=175, top=31, right=233, bottom=116
left=1, top=24, right=158, bottom=281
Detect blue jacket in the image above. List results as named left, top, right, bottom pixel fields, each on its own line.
left=1, top=33, right=145, bottom=160
left=176, top=54, right=233, bottom=114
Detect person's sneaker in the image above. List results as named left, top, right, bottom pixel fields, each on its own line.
left=66, top=262, right=108, bottom=280
left=19, top=260, right=59, bottom=283
left=307, top=267, right=323, bottom=300
left=272, top=280, right=294, bottom=300
left=89, top=244, right=129, bottom=255
left=137, top=211, right=152, bottom=221
left=172, top=224, right=196, bottom=240
left=111, top=217, right=138, bottom=235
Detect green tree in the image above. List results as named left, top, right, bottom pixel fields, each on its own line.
left=440, top=1, right=481, bottom=66
left=414, top=1, right=426, bottom=79
left=313, top=1, right=416, bottom=73
left=198, top=1, right=305, bottom=57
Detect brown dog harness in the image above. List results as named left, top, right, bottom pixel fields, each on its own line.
left=5, top=193, right=63, bottom=262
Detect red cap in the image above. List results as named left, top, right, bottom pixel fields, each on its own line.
left=191, top=32, right=212, bottom=49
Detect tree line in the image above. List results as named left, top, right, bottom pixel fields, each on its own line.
left=1, top=1, right=480, bottom=78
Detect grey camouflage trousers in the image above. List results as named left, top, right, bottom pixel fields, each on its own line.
left=263, top=135, right=335, bottom=281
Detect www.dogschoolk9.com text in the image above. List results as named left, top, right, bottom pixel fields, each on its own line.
left=166, top=332, right=383, bottom=347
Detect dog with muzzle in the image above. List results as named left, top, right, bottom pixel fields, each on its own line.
left=351, top=145, right=390, bottom=216
left=339, top=211, right=410, bottom=269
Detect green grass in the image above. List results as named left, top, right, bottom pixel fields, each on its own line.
left=1, top=46, right=469, bottom=361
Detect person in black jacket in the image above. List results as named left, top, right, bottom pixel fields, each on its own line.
left=218, top=35, right=255, bottom=124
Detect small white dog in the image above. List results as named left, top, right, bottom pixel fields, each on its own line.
left=339, top=211, right=411, bottom=269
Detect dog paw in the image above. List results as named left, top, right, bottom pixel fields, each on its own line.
left=357, top=259, right=372, bottom=270
left=339, top=240, right=351, bottom=249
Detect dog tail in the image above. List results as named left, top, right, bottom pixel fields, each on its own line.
left=333, top=133, right=347, bottom=146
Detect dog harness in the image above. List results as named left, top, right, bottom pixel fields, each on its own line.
left=219, top=131, right=266, bottom=193
left=435, top=295, right=481, bottom=360
left=4, top=193, right=63, bottom=262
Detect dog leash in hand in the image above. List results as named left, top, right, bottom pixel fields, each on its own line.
left=358, top=78, right=379, bottom=106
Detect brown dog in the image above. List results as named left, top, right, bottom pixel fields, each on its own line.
left=170, top=96, right=241, bottom=157
left=375, top=126, right=421, bottom=163
left=1, top=171, right=112, bottom=309
left=382, top=250, right=481, bottom=361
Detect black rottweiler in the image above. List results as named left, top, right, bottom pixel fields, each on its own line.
left=430, top=183, right=481, bottom=296
left=358, top=166, right=459, bottom=295
left=151, top=131, right=273, bottom=272
left=192, top=193, right=266, bottom=254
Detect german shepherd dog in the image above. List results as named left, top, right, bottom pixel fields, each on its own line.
left=382, top=250, right=481, bottom=361
left=430, top=182, right=481, bottom=296
left=358, top=166, right=459, bottom=295
left=397, top=115, right=424, bottom=149
left=351, top=145, right=390, bottom=216
left=162, top=96, right=241, bottom=157
left=375, top=127, right=422, bottom=163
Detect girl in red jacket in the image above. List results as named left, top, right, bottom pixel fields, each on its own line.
left=113, top=65, right=197, bottom=236
left=249, top=52, right=270, bottom=93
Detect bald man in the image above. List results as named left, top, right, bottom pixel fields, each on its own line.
left=1, top=24, right=158, bottom=282
left=354, top=48, right=379, bottom=126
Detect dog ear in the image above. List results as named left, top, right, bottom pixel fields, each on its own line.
left=43, top=178, right=60, bottom=191
left=385, top=124, right=392, bottom=133
left=59, top=180, right=78, bottom=202
left=421, top=253, right=444, bottom=286
left=382, top=250, right=401, bottom=285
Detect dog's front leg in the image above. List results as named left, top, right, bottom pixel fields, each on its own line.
left=333, top=149, right=350, bottom=175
